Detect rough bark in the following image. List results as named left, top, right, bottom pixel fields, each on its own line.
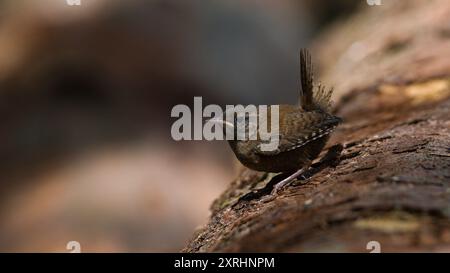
left=183, top=0, right=450, bottom=252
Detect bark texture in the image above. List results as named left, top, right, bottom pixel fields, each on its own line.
left=183, top=0, right=450, bottom=252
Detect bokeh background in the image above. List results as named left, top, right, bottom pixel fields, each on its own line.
left=0, top=0, right=362, bottom=252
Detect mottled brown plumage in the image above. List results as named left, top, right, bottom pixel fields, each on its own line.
left=228, top=105, right=340, bottom=173
left=219, top=49, right=341, bottom=193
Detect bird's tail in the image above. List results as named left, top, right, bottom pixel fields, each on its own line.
left=299, top=48, right=333, bottom=112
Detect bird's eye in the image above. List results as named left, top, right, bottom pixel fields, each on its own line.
left=235, top=115, right=251, bottom=126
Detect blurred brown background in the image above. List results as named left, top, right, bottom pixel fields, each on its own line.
left=0, top=0, right=361, bottom=252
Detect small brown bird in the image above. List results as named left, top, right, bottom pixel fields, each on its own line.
left=213, top=49, right=341, bottom=193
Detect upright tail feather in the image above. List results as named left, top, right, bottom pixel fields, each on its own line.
left=299, top=48, right=334, bottom=112
left=300, top=48, right=314, bottom=110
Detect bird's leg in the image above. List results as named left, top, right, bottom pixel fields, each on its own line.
left=271, top=161, right=312, bottom=195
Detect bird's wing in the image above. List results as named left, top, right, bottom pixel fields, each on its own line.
left=254, top=111, right=341, bottom=156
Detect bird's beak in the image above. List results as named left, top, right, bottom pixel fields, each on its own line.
left=206, top=117, right=234, bottom=128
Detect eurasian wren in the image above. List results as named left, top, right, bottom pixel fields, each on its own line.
left=214, top=49, right=341, bottom=193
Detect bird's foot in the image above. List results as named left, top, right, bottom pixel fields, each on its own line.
left=271, top=166, right=309, bottom=195
left=269, top=145, right=343, bottom=197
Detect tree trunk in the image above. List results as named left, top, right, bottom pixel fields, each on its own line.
left=183, top=0, right=450, bottom=252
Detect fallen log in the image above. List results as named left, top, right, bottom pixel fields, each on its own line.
left=183, top=0, right=450, bottom=252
